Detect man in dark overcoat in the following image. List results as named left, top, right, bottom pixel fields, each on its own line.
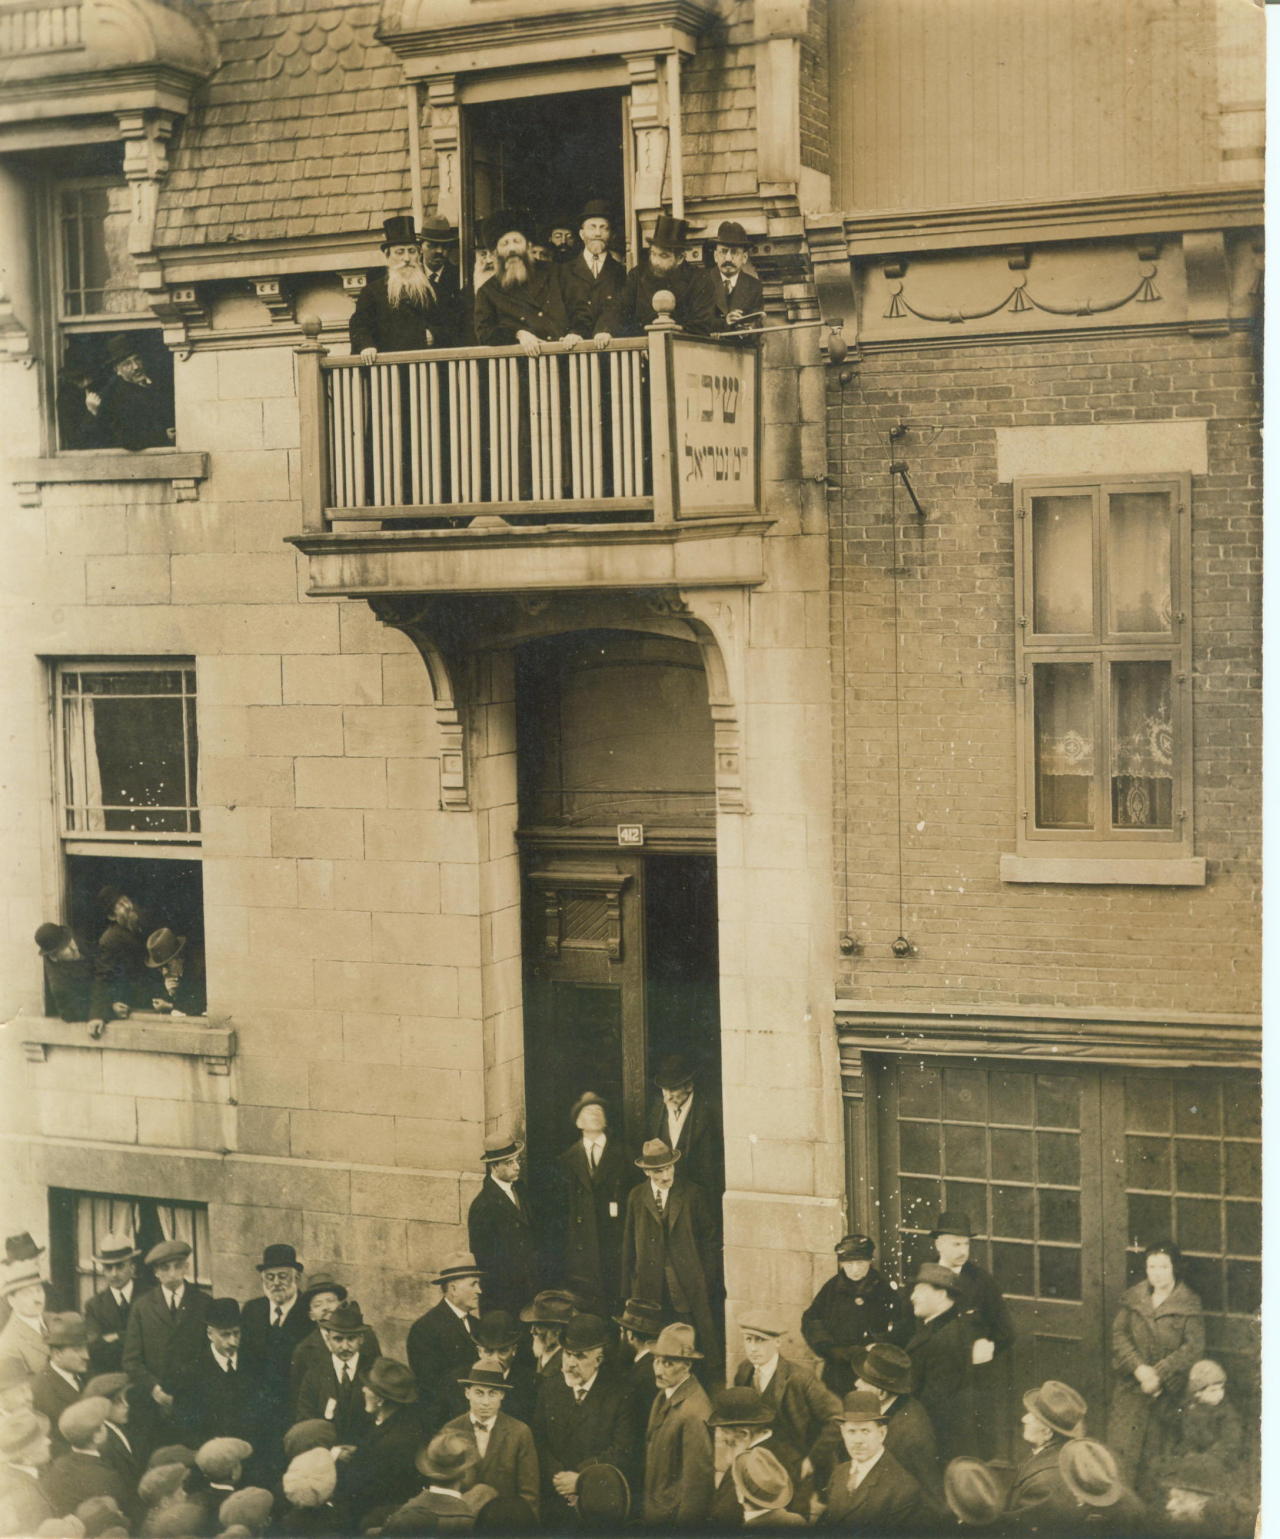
left=644, top=1054, right=724, bottom=1216
left=851, top=1340, right=943, bottom=1503
left=801, top=1232, right=912, bottom=1396
left=620, top=1140, right=722, bottom=1377
left=615, top=1296, right=663, bottom=1457
left=170, top=1297, right=250, bottom=1448
left=83, top=1232, right=149, bottom=1377
left=98, top=335, right=174, bottom=450
left=1005, top=1379, right=1087, bottom=1528
left=931, top=1210, right=1017, bottom=1459
left=704, top=219, right=766, bottom=333
left=555, top=1093, right=637, bottom=1315
left=91, top=885, right=152, bottom=1029
left=531, top=1312, right=634, bottom=1519
left=294, top=1298, right=376, bottom=1446
left=467, top=1139, right=539, bottom=1317
left=289, top=1273, right=383, bottom=1405
left=817, top=1390, right=930, bottom=1531
left=43, top=1395, right=134, bottom=1520
left=83, top=1373, right=140, bottom=1490
left=405, top=1252, right=484, bottom=1435
left=904, top=1262, right=977, bottom=1464
left=473, top=208, right=569, bottom=352
left=349, top=213, right=465, bottom=358
left=615, top=214, right=717, bottom=335
left=144, top=926, right=206, bottom=1016
left=642, top=1323, right=714, bottom=1527
left=33, top=924, right=96, bottom=1027
left=706, top=1386, right=804, bottom=1526
left=340, top=1356, right=425, bottom=1531
left=31, top=1314, right=90, bottom=1459
left=121, top=1238, right=209, bottom=1443
left=558, top=202, right=628, bottom=346
left=732, top=1310, right=843, bottom=1490
left=239, top=1242, right=312, bottom=1469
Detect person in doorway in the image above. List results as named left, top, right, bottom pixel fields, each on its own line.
left=930, top=1210, right=1016, bottom=1460
left=556, top=1092, right=636, bottom=1315
left=616, top=214, right=716, bottom=336
left=33, top=923, right=96, bottom=1029
left=801, top=1232, right=912, bottom=1396
left=467, top=1140, right=538, bottom=1318
left=98, top=335, right=174, bottom=450
left=419, top=212, right=469, bottom=343
left=350, top=214, right=464, bottom=359
left=705, top=219, right=766, bottom=334
left=84, top=1233, right=146, bottom=1377
left=559, top=202, right=628, bottom=347
left=644, top=1054, right=724, bottom=1215
left=904, top=1262, right=975, bottom=1464
left=473, top=209, right=569, bottom=354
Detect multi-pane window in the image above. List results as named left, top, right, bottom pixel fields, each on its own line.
left=1016, top=476, right=1191, bottom=856
left=49, top=1189, right=211, bottom=1310
left=58, top=182, right=147, bottom=317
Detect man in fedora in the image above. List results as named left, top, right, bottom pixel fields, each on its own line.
left=734, top=1445, right=807, bottom=1528
left=91, top=885, right=152, bottom=1032
left=802, top=1232, right=912, bottom=1397
left=350, top=213, right=465, bottom=360
left=905, top=1261, right=975, bottom=1463
left=643, top=1321, right=714, bottom=1526
left=817, top=1390, right=930, bottom=1531
left=556, top=1092, right=637, bottom=1315
left=558, top=203, right=628, bottom=347
left=290, top=1273, right=383, bottom=1404
left=469, top=1311, right=535, bottom=1426
left=520, top=1290, right=575, bottom=1393
left=343, top=1356, right=426, bottom=1529
left=407, top=1252, right=484, bottom=1435
left=467, top=1139, right=539, bottom=1318
left=169, top=1297, right=247, bottom=1448
left=532, top=1312, right=633, bottom=1518
left=33, top=922, right=96, bottom=1029
left=1005, top=1379, right=1086, bottom=1528
left=621, top=1138, right=722, bottom=1376
left=615, top=1297, right=665, bottom=1455
left=706, top=219, right=766, bottom=334
left=122, top=1238, right=209, bottom=1436
left=98, top=333, right=174, bottom=450
left=441, top=1361, right=539, bottom=1516
left=931, top=1210, right=1015, bottom=1459
left=473, top=208, right=569, bottom=354
left=0, top=1409, right=55, bottom=1534
left=851, top=1341, right=941, bottom=1503
left=295, top=1298, right=377, bottom=1445
left=1058, top=1437, right=1147, bottom=1532
left=84, top=1232, right=147, bottom=1376
left=617, top=214, right=716, bottom=335
left=145, top=926, right=205, bottom=1016
left=0, top=1257, right=53, bottom=1376
left=733, top=1310, right=842, bottom=1493
left=943, top=1457, right=1006, bottom=1530
left=239, top=1243, right=309, bottom=1465
left=383, top=1429, right=492, bottom=1535
left=31, top=1314, right=91, bottom=1457
left=645, top=1053, right=724, bottom=1214
left=706, top=1386, right=802, bottom=1525
left=420, top=212, right=470, bottom=343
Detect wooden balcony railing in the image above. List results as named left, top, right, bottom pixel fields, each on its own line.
left=296, top=325, right=761, bottom=533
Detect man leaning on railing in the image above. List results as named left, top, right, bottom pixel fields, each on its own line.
left=472, top=209, right=572, bottom=356
left=349, top=214, right=465, bottom=362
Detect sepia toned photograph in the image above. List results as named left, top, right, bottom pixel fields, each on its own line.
left=0, top=0, right=1264, bottom=1535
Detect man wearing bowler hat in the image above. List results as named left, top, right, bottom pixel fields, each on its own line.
left=467, top=1139, right=539, bottom=1318
left=469, top=1310, right=535, bottom=1425
left=532, top=1312, right=634, bottom=1518
left=931, top=1209, right=1016, bottom=1460
left=343, top=1356, right=426, bottom=1528
left=350, top=213, right=465, bottom=360
left=123, top=1238, right=209, bottom=1438
left=407, top=1252, right=484, bottom=1435
left=31, top=1314, right=91, bottom=1457
left=851, top=1340, right=942, bottom=1503
left=645, top=1053, right=724, bottom=1217
left=169, top=1296, right=247, bottom=1448
left=817, top=1389, right=930, bottom=1531
left=559, top=203, right=628, bottom=346
left=733, top=1310, right=843, bottom=1492
left=239, top=1243, right=310, bottom=1466
left=556, top=1092, right=637, bottom=1315
left=290, top=1273, right=383, bottom=1405
left=33, top=922, right=96, bottom=1029
left=473, top=208, right=570, bottom=353
left=643, top=1321, right=714, bottom=1526
left=441, top=1361, right=540, bottom=1515
left=84, top=1233, right=147, bottom=1377
left=705, top=219, right=766, bottom=334
left=802, top=1233, right=912, bottom=1397
left=295, top=1298, right=377, bottom=1446
left=1005, top=1379, right=1087, bottom=1528
left=621, top=1139, right=722, bottom=1377
left=617, top=213, right=717, bottom=335
left=98, top=333, right=174, bottom=450
left=905, top=1261, right=976, bottom=1463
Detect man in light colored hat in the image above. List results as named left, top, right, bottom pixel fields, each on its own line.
left=905, top=1261, right=976, bottom=1464
left=818, top=1389, right=929, bottom=1531
left=470, top=1311, right=535, bottom=1425
left=0, top=1259, right=53, bottom=1376
left=343, top=1356, right=425, bottom=1529
left=32, top=1315, right=91, bottom=1457
left=83, top=1234, right=144, bottom=1378
left=83, top=1373, right=136, bottom=1487
left=473, top=208, right=569, bottom=354
left=467, top=1138, right=538, bottom=1318
left=557, top=1092, right=637, bottom=1315
left=1058, top=1438, right=1147, bottom=1530
left=641, top=1321, right=713, bottom=1526
left=122, top=1237, right=209, bottom=1424
left=802, top=1232, right=911, bottom=1397
left=930, top=1209, right=1015, bottom=1460
left=44, top=1398, right=132, bottom=1521
left=406, top=1252, right=484, bottom=1436
left=441, top=1361, right=539, bottom=1516
left=0, top=1409, right=55, bottom=1534
left=531, top=1312, right=634, bottom=1519
left=705, top=219, right=766, bottom=334
left=383, top=1429, right=493, bottom=1534
left=1005, top=1379, right=1086, bottom=1527
left=734, top=1445, right=807, bottom=1528
left=733, top=1310, right=842, bottom=1493
left=851, top=1340, right=942, bottom=1502
left=294, top=1298, right=376, bottom=1445
left=621, top=1138, right=722, bottom=1376
left=943, top=1457, right=1005, bottom=1529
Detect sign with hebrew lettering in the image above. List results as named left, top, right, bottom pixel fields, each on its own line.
left=669, top=338, right=760, bottom=518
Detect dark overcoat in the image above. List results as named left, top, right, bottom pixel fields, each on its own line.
left=801, top=1266, right=912, bottom=1395
left=559, top=251, right=628, bottom=337
left=532, top=1365, right=636, bottom=1513
left=620, top=1178, right=719, bottom=1361
left=42, top=1449, right=133, bottom=1521
left=98, top=376, right=173, bottom=451
left=473, top=263, right=567, bottom=347
left=644, top=1091, right=724, bottom=1207
left=819, top=1449, right=928, bottom=1531
left=1004, top=1436, right=1076, bottom=1530
left=99, top=1421, right=141, bottom=1491
left=467, top=1176, right=539, bottom=1317
left=556, top=1136, right=637, bottom=1313
left=340, top=1402, right=427, bottom=1530
left=882, top=1392, right=943, bottom=1501
left=706, top=1429, right=804, bottom=1525
left=85, top=1277, right=150, bottom=1376
left=348, top=272, right=465, bottom=353
left=43, top=940, right=96, bottom=1023
left=405, top=1298, right=478, bottom=1434
left=294, top=1353, right=372, bottom=1445
left=642, top=1373, right=714, bottom=1527
left=122, top=1280, right=210, bottom=1395
left=239, top=1293, right=313, bottom=1459
left=905, top=1304, right=977, bottom=1462
left=616, top=261, right=716, bottom=336
left=1109, top=1279, right=1204, bottom=1482
left=731, top=1354, right=842, bottom=1485
left=384, top=1484, right=490, bottom=1535
left=170, top=1341, right=252, bottom=1447
left=92, top=919, right=152, bottom=1019
left=290, top=1323, right=383, bottom=1406
left=31, top=1365, right=82, bottom=1457
left=440, top=1410, right=540, bottom=1515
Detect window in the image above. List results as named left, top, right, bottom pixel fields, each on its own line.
left=48, top=1189, right=211, bottom=1310
left=1014, top=476, right=1193, bottom=863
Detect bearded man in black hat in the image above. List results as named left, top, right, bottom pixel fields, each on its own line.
left=349, top=214, right=465, bottom=360
left=616, top=214, right=716, bottom=336
left=559, top=203, right=628, bottom=348
left=239, top=1243, right=310, bottom=1469
left=473, top=209, right=570, bottom=353
left=801, top=1233, right=912, bottom=1397
left=91, top=886, right=152, bottom=1035
left=706, top=219, right=766, bottom=333
left=98, top=334, right=174, bottom=451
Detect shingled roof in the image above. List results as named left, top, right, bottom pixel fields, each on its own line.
left=156, top=0, right=410, bottom=249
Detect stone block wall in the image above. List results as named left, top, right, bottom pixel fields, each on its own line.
left=827, top=327, right=1262, bottom=1015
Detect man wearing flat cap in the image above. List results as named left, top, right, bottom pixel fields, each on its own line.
left=643, top=1322, right=714, bottom=1526
left=850, top=1341, right=942, bottom=1504
left=706, top=220, right=766, bottom=334
left=802, top=1233, right=912, bottom=1398
left=0, top=1410, right=55, bottom=1534
left=467, top=1140, right=539, bottom=1318
left=532, top=1312, right=634, bottom=1518
left=32, top=1315, right=91, bottom=1458
left=617, top=214, right=717, bottom=336
left=817, top=1390, right=930, bottom=1531
left=44, top=1397, right=133, bottom=1521
left=83, top=1373, right=138, bottom=1489
left=123, top=1238, right=209, bottom=1438
left=407, top=1252, right=484, bottom=1436
left=84, top=1234, right=147, bottom=1377
left=706, top=1385, right=802, bottom=1526
left=558, top=204, right=628, bottom=347
left=556, top=1093, right=637, bottom=1316
left=930, top=1209, right=1016, bottom=1460
left=905, top=1262, right=976, bottom=1463
left=469, top=1311, right=535, bottom=1426
left=473, top=209, right=569, bottom=354
left=733, top=1311, right=843, bottom=1493
left=294, top=1298, right=377, bottom=1446
left=441, top=1361, right=539, bottom=1516
left=645, top=1054, right=724, bottom=1218
left=621, top=1138, right=722, bottom=1377
left=350, top=213, right=465, bottom=361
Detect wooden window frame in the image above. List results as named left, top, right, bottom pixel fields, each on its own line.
left=1013, top=474, right=1194, bottom=864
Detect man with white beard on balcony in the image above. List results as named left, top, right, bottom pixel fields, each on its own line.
left=349, top=214, right=464, bottom=361
left=473, top=209, right=571, bottom=356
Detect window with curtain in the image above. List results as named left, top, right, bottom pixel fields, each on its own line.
left=1016, top=477, right=1191, bottom=858
left=57, top=1190, right=211, bottom=1309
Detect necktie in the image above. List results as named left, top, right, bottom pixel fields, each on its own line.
left=168, top=1291, right=178, bottom=1318
left=753, top=1367, right=764, bottom=1392
left=226, top=1356, right=236, bottom=1374
left=272, top=1306, right=282, bottom=1328
left=464, top=1314, right=474, bottom=1336
left=589, top=1141, right=600, bottom=1169
left=341, top=1362, right=352, bottom=1385
left=574, top=1386, right=587, bottom=1404
left=657, top=1188, right=666, bottom=1213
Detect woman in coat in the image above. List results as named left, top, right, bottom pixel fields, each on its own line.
left=1110, top=1240, right=1204, bottom=1492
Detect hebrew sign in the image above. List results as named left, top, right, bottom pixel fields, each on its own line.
left=670, top=337, right=760, bottom=518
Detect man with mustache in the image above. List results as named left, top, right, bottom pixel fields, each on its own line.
left=473, top=209, right=570, bottom=356
left=91, top=886, right=153, bottom=1035
left=349, top=214, right=464, bottom=361
left=98, top=335, right=174, bottom=450
left=616, top=213, right=716, bottom=336
left=706, top=219, right=765, bottom=334
left=559, top=202, right=628, bottom=350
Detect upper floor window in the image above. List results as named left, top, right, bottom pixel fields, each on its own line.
left=1015, top=476, right=1192, bottom=860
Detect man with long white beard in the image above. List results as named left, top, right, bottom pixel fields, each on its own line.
left=349, top=214, right=463, bottom=360
left=473, top=209, right=569, bottom=355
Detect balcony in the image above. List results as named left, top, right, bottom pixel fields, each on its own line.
left=289, top=324, right=771, bottom=600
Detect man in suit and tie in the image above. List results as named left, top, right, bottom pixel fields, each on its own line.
left=645, top=1054, right=724, bottom=1224
left=0, top=1409, right=55, bottom=1535
left=294, top=1298, right=375, bottom=1447
left=122, top=1238, right=210, bottom=1439
left=31, top=1314, right=91, bottom=1458
left=621, top=1139, right=722, bottom=1377
left=532, top=1312, right=635, bottom=1519
left=616, top=214, right=717, bottom=336
left=705, top=220, right=766, bottom=334
left=289, top=1273, right=383, bottom=1407
left=471, top=1312, right=535, bottom=1426
left=733, top=1311, right=843, bottom=1492
left=904, top=1262, right=976, bottom=1464
left=557, top=1092, right=637, bottom=1315
left=0, top=1261, right=51, bottom=1378
left=84, top=1233, right=148, bottom=1376
left=170, top=1297, right=250, bottom=1448
left=239, top=1242, right=311, bottom=1467
left=406, top=1252, right=484, bottom=1435
left=817, top=1390, right=930, bottom=1531
left=441, top=1361, right=540, bottom=1516
left=851, top=1341, right=943, bottom=1504
left=642, top=1322, right=714, bottom=1527
left=467, top=1140, right=539, bottom=1317
left=559, top=203, right=628, bottom=347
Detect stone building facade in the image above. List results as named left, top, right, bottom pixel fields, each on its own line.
left=0, top=0, right=1261, bottom=1436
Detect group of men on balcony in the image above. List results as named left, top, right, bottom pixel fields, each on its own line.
left=349, top=205, right=765, bottom=362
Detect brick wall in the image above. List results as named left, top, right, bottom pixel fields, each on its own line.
left=828, top=328, right=1261, bottom=1016
left=799, top=0, right=830, bottom=177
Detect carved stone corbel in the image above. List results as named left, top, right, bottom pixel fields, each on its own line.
left=338, top=270, right=369, bottom=298
left=117, top=109, right=177, bottom=261
left=426, top=75, right=461, bottom=227
left=1183, top=230, right=1230, bottom=335
left=249, top=276, right=295, bottom=324
left=151, top=284, right=209, bottom=352
left=805, top=214, right=858, bottom=358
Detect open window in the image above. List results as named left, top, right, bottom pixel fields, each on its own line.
left=49, top=1188, right=210, bottom=1310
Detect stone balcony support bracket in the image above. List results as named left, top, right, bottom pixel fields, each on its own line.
left=20, top=1016, right=237, bottom=1077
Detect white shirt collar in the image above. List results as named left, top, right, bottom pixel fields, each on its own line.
left=848, top=1448, right=884, bottom=1484
left=268, top=1293, right=298, bottom=1320
left=75, top=1448, right=102, bottom=1460
left=52, top=1364, right=81, bottom=1390
left=743, top=1507, right=772, bottom=1523
left=331, top=1353, right=357, bottom=1380
left=753, top=1355, right=780, bottom=1392
left=583, top=1133, right=606, bottom=1151
left=665, top=1092, right=693, bottom=1133
left=14, top=1312, right=44, bottom=1332
left=491, top=1175, right=518, bottom=1201
left=428, top=1486, right=466, bottom=1500
left=572, top=1372, right=598, bottom=1397
left=446, top=1298, right=473, bottom=1322
left=211, top=1345, right=236, bottom=1371
left=165, top=1283, right=185, bottom=1307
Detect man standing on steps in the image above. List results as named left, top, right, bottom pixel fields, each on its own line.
left=467, top=1139, right=538, bottom=1318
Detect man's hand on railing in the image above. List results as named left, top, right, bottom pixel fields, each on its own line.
left=515, top=329, right=543, bottom=357
left=593, top=332, right=612, bottom=350
left=562, top=333, right=584, bottom=348
left=360, top=347, right=378, bottom=364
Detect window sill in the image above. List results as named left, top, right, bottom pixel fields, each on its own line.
left=11, top=452, right=208, bottom=507
left=1000, top=854, right=1207, bottom=886
left=21, top=1014, right=235, bottom=1075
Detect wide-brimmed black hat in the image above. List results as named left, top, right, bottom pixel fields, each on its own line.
left=474, top=1310, right=521, bottom=1350
left=96, top=885, right=125, bottom=913
left=649, top=214, right=699, bottom=251
left=481, top=208, right=536, bottom=251
left=519, top=1290, right=574, bottom=1327
left=320, top=1300, right=369, bottom=1335
left=380, top=215, right=420, bottom=248
left=652, top=1054, right=697, bottom=1089
left=562, top=1313, right=607, bottom=1353
left=5, top=1233, right=45, bottom=1264
left=256, top=1243, right=303, bottom=1273
left=708, top=220, right=757, bottom=250
left=707, top=1387, right=773, bottom=1428
left=614, top=1298, right=663, bottom=1337
left=931, top=1211, right=974, bottom=1239
left=367, top=1357, right=417, bottom=1404
left=104, top=336, right=145, bottom=366
left=853, top=1342, right=912, bottom=1397
left=579, top=200, right=612, bottom=226
left=576, top=1464, right=630, bottom=1524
